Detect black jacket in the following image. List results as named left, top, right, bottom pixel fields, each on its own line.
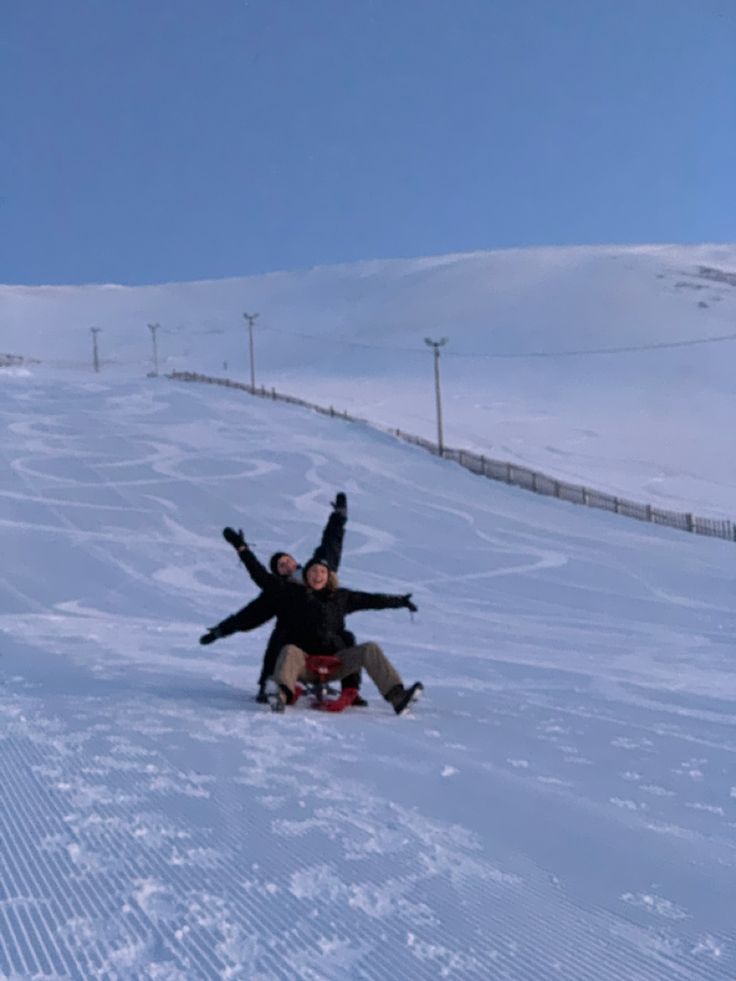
left=216, top=504, right=346, bottom=637
left=239, top=547, right=408, bottom=656
left=212, top=505, right=348, bottom=682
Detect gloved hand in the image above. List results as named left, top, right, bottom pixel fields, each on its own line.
left=332, top=492, right=347, bottom=518
left=199, top=627, right=221, bottom=645
left=223, top=527, right=246, bottom=550
left=402, top=593, right=418, bottom=613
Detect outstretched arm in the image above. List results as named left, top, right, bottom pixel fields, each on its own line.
left=345, top=589, right=417, bottom=614
left=310, top=492, right=347, bottom=572
left=199, top=586, right=277, bottom=646
left=219, top=592, right=275, bottom=634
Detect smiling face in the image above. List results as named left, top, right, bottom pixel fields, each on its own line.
left=276, top=554, right=298, bottom=577
left=305, top=562, right=329, bottom=591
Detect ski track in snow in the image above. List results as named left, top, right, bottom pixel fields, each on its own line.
left=0, top=377, right=735, bottom=978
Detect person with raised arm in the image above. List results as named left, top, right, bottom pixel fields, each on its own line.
left=199, top=493, right=366, bottom=704
left=226, top=532, right=423, bottom=715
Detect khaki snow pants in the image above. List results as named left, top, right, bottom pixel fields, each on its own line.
left=274, top=642, right=402, bottom=699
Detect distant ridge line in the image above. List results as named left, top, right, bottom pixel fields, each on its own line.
left=168, top=370, right=736, bottom=547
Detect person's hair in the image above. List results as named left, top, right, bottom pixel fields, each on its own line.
left=303, top=560, right=339, bottom=592
left=269, top=551, right=289, bottom=576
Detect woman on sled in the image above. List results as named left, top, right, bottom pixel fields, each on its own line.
left=223, top=528, right=423, bottom=715
left=200, top=493, right=365, bottom=704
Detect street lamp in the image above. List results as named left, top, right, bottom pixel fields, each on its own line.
left=90, top=327, right=101, bottom=373
left=147, top=322, right=160, bottom=376
left=243, top=312, right=259, bottom=390
left=424, top=337, right=448, bottom=456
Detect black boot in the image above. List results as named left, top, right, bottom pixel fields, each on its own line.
left=385, top=682, right=423, bottom=716
left=270, top=684, right=292, bottom=713
left=255, top=683, right=269, bottom=704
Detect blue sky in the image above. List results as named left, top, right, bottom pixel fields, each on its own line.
left=1, top=0, right=734, bottom=285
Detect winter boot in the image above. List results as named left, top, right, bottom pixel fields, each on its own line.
left=269, top=683, right=293, bottom=713
left=385, top=682, right=423, bottom=716
left=341, top=672, right=366, bottom=706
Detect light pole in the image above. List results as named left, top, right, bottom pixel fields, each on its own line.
left=243, top=312, right=259, bottom=390
left=147, top=322, right=160, bottom=376
left=424, top=337, right=448, bottom=456
left=90, top=327, right=101, bottom=373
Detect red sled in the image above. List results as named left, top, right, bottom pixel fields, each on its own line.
left=303, top=655, right=359, bottom=713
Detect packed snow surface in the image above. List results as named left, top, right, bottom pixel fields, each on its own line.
left=2, top=243, right=736, bottom=517
left=1, top=362, right=735, bottom=979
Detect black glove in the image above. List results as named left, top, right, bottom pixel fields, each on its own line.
left=199, top=628, right=221, bottom=645
left=332, top=492, right=347, bottom=518
left=223, top=526, right=246, bottom=550
left=402, top=593, right=418, bottom=613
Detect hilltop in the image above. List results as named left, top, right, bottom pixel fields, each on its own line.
left=3, top=243, right=736, bottom=516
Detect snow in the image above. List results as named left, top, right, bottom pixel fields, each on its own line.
left=1, top=247, right=736, bottom=978
left=2, top=243, right=736, bottom=518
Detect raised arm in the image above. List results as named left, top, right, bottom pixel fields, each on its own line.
left=345, top=589, right=417, bottom=615
left=310, top=492, right=347, bottom=572
left=222, top=527, right=274, bottom=592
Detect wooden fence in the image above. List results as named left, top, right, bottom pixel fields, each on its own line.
left=168, top=370, right=736, bottom=545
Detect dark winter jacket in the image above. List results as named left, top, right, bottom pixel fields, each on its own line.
left=238, top=547, right=410, bottom=656
left=212, top=504, right=349, bottom=682
left=216, top=591, right=355, bottom=683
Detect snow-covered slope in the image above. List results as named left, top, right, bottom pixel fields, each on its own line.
left=1, top=367, right=735, bottom=979
left=2, top=243, right=736, bottom=517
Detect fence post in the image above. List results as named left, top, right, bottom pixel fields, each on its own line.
left=166, top=372, right=736, bottom=546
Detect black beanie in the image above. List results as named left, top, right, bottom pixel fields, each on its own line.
left=302, top=557, right=331, bottom=580
left=269, top=552, right=288, bottom=575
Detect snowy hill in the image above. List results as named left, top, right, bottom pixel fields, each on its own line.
left=1, top=365, right=735, bottom=979
left=2, top=243, right=736, bottom=517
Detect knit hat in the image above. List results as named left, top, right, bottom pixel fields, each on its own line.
left=302, top=557, right=331, bottom=579
left=269, top=551, right=289, bottom=576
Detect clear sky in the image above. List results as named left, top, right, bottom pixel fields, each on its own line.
left=1, top=0, right=734, bottom=285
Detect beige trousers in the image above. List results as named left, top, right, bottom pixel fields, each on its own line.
left=274, top=642, right=402, bottom=698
